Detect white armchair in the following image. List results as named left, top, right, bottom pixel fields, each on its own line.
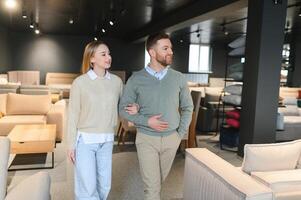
left=0, top=137, right=51, bottom=200
left=184, top=140, right=301, bottom=200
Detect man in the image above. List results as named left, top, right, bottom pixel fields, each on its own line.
left=119, top=32, right=193, bottom=200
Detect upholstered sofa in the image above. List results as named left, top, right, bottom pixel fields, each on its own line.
left=184, top=140, right=301, bottom=200
left=0, top=137, right=51, bottom=200
left=0, top=93, right=65, bottom=141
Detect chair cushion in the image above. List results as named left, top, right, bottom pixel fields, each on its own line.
left=223, top=95, right=241, bottom=106
left=0, top=115, right=46, bottom=136
left=6, top=93, right=51, bottom=115
left=0, top=94, right=7, bottom=115
left=242, top=140, right=301, bottom=174
left=251, top=169, right=301, bottom=194
left=224, top=84, right=243, bottom=95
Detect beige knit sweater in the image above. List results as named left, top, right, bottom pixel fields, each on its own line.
left=67, top=73, right=123, bottom=148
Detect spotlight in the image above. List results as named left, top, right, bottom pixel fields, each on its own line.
left=299, top=7, right=301, bottom=17
left=5, top=0, right=17, bottom=9
left=94, top=37, right=98, bottom=41
left=29, top=22, right=34, bottom=29
left=180, top=39, right=183, bottom=43
left=109, top=20, right=114, bottom=26
left=69, top=18, right=74, bottom=24
left=22, top=10, right=27, bottom=19
left=102, top=28, right=106, bottom=33
left=34, top=23, right=40, bottom=34
left=222, top=26, right=229, bottom=35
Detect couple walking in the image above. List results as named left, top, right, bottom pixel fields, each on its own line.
left=67, top=32, right=193, bottom=200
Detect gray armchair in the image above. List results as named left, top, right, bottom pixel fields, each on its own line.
left=0, top=137, right=51, bottom=200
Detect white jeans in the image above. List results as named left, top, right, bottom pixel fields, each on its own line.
left=75, top=137, right=113, bottom=200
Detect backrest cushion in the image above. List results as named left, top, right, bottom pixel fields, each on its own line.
left=0, top=94, right=7, bottom=115
left=6, top=93, right=51, bottom=115
left=242, top=140, right=301, bottom=174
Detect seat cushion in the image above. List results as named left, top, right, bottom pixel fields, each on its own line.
left=0, top=115, right=46, bottom=136
left=251, top=169, right=301, bottom=194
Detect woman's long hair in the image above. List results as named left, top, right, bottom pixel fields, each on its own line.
left=81, top=40, right=107, bottom=74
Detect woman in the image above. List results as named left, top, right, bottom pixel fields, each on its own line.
left=67, top=41, right=137, bottom=200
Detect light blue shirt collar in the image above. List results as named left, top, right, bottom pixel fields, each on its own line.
left=145, top=64, right=169, bottom=80
left=87, top=69, right=111, bottom=80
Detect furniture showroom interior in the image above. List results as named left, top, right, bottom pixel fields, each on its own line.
left=1, top=0, right=301, bottom=199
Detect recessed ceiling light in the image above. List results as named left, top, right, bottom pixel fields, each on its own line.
left=5, top=0, right=17, bottom=9
left=102, top=28, right=106, bottom=33
left=94, top=37, right=98, bottom=41
left=29, top=23, right=34, bottom=29
left=69, top=18, right=74, bottom=24
left=35, top=29, right=40, bottom=34
left=109, top=20, right=114, bottom=26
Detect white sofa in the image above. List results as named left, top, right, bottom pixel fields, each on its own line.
left=0, top=137, right=51, bottom=200
left=184, top=140, right=301, bottom=200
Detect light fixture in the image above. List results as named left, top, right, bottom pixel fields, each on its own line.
left=299, top=7, right=301, bottom=17
left=22, top=10, right=27, bottom=18
left=102, top=28, right=106, bottom=33
left=29, top=12, right=34, bottom=28
left=222, top=26, right=229, bottom=35
left=5, top=0, right=17, bottom=9
left=94, top=37, right=98, bottom=41
left=109, top=20, right=114, bottom=26
left=34, top=23, right=40, bottom=34
left=69, top=18, right=74, bottom=24
left=179, top=39, right=183, bottom=43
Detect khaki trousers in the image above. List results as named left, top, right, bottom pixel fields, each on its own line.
left=135, top=132, right=181, bottom=200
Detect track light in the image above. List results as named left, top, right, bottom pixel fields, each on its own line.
left=22, top=10, right=27, bottom=18
left=69, top=18, right=74, bottom=24
left=34, top=23, right=40, bottom=34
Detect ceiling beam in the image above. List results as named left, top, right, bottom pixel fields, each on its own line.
left=125, top=0, right=248, bottom=42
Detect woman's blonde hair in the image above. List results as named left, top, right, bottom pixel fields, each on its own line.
left=81, top=40, right=107, bottom=74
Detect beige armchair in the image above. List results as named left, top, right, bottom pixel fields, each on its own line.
left=0, top=93, right=65, bottom=141
left=0, top=137, right=51, bottom=200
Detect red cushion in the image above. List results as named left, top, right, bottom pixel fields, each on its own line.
left=298, top=90, right=301, bottom=99
left=226, top=118, right=240, bottom=128
left=226, top=110, right=240, bottom=119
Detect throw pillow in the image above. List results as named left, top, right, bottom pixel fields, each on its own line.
left=242, top=140, right=301, bottom=174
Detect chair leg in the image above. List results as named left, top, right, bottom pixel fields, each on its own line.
left=122, top=130, right=128, bottom=145
left=117, top=127, right=124, bottom=146
left=117, top=122, right=122, bottom=137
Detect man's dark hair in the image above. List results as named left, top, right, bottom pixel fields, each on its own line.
left=146, top=32, right=170, bottom=51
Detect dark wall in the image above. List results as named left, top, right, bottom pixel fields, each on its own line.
left=290, top=30, right=301, bottom=87
left=8, top=32, right=145, bottom=83
left=0, top=26, right=11, bottom=73
left=171, top=40, right=190, bottom=73
left=210, top=41, right=242, bottom=78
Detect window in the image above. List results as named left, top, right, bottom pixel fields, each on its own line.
left=188, top=44, right=212, bottom=73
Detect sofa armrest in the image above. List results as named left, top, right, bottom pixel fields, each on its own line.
left=5, top=172, right=50, bottom=200
left=47, top=103, right=65, bottom=141
left=183, top=148, right=273, bottom=200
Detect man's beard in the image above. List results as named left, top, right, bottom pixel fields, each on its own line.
left=156, top=55, right=173, bottom=67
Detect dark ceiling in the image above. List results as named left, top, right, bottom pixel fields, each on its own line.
left=0, top=0, right=301, bottom=43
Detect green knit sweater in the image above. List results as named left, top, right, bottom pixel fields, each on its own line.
left=119, top=68, right=193, bottom=138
